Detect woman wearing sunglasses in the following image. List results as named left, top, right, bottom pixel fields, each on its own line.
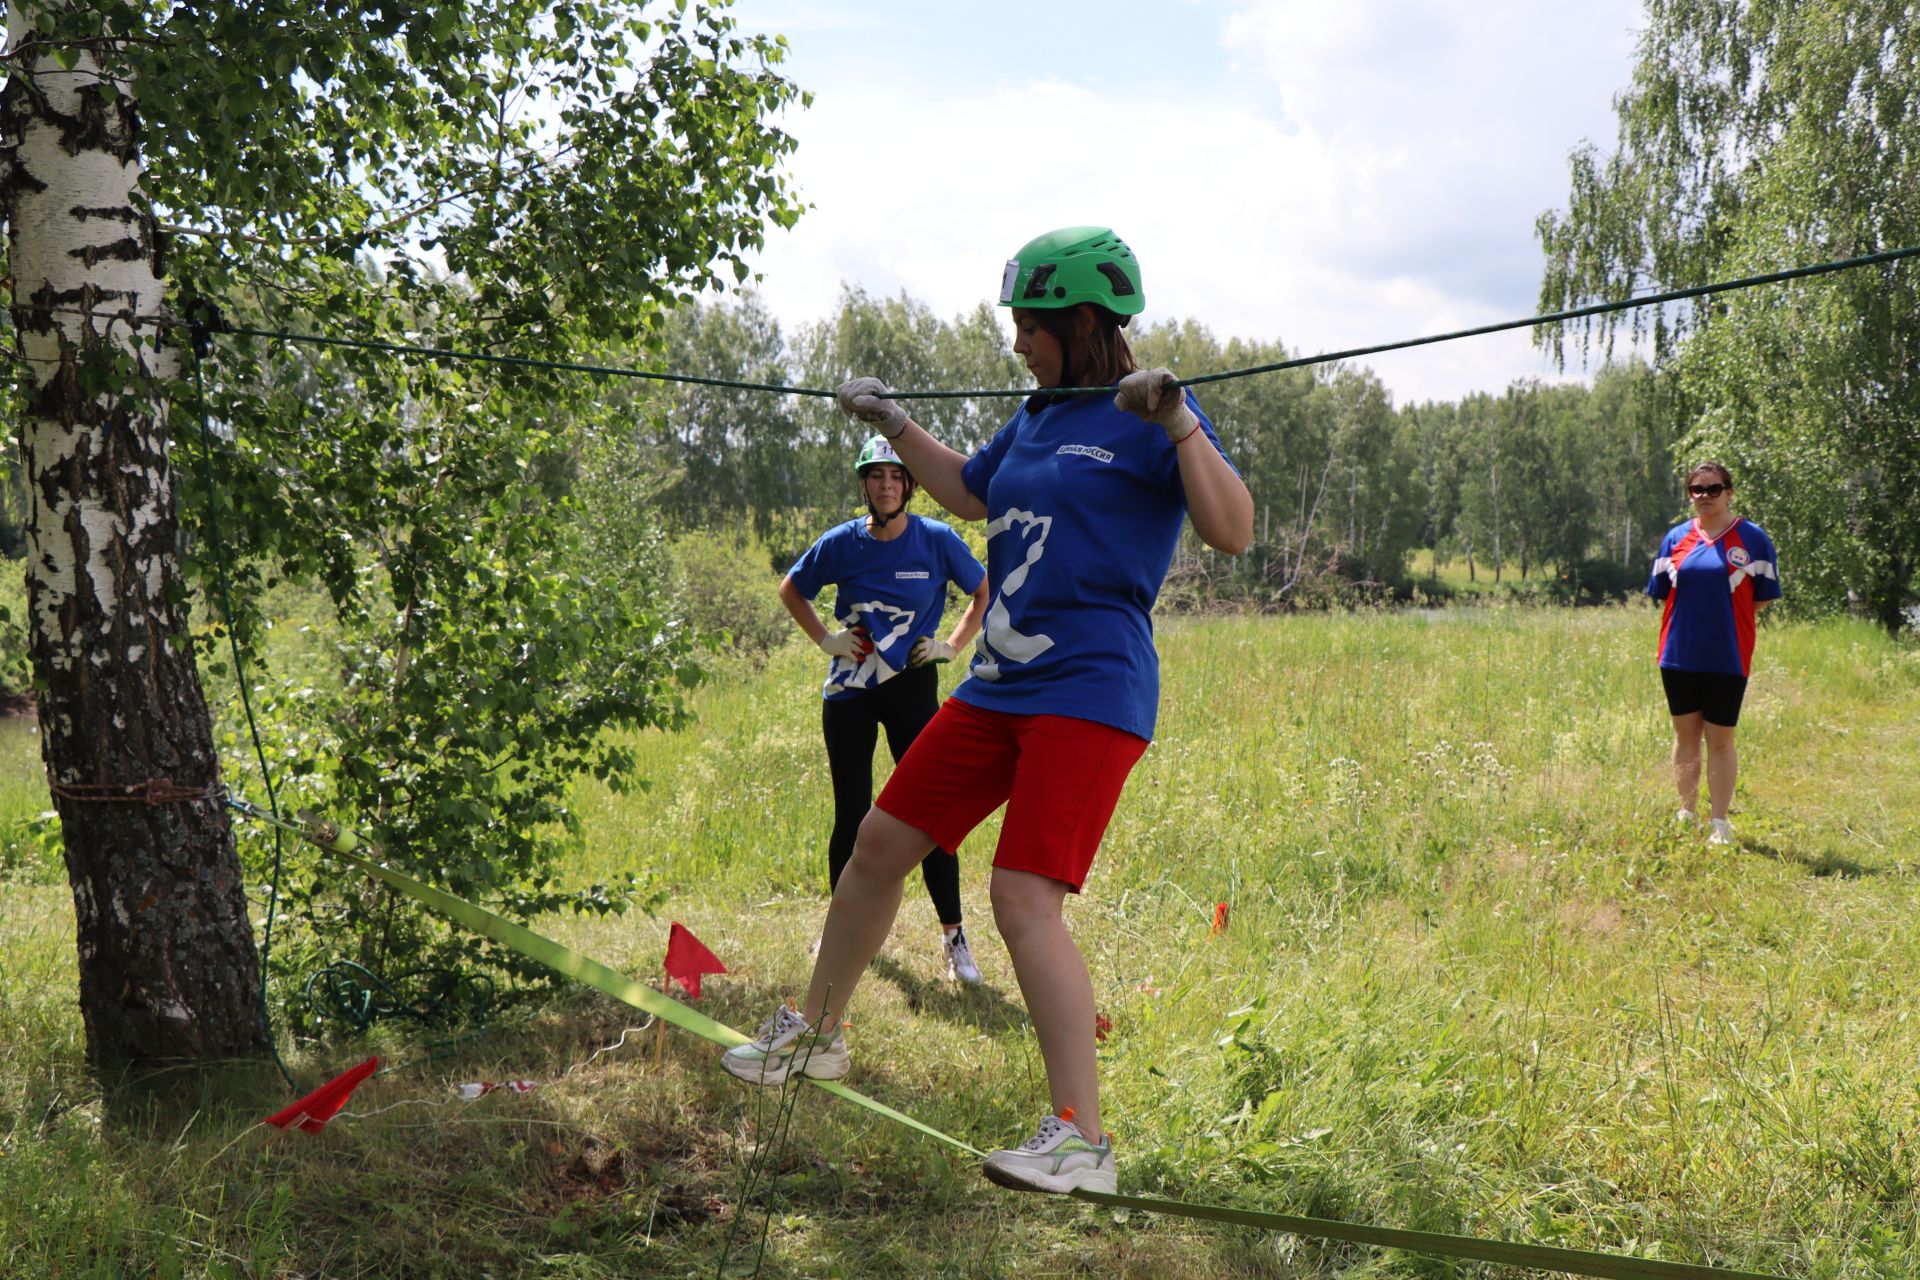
left=1646, top=462, right=1781, bottom=845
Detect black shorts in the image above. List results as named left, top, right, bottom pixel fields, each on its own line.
left=1660, top=667, right=1749, bottom=727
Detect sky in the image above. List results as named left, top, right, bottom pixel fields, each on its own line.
left=720, top=0, right=1649, bottom=406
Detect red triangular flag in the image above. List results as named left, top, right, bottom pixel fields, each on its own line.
left=663, top=922, right=726, bottom=999
left=264, top=1056, right=381, bottom=1134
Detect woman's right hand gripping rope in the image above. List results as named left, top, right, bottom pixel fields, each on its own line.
left=836, top=377, right=910, bottom=439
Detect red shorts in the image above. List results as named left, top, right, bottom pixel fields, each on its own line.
left=875, top=696, right=1149, bottom=893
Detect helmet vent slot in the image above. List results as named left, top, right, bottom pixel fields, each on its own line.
left=1095, top=262, right=1137, bottom=296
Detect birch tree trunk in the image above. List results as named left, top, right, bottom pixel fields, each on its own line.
left=0, top=7, right=266, bottom=1065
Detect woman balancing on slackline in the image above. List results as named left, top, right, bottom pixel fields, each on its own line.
left=1647, top=461, right=1780, bottom=846
left=778, top=434, right=990, bottom=982
left=723, top=227, right=1253, bottom=1195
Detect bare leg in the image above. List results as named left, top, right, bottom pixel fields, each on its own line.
left=991, top=867, right=1099, bottom=1138
left=802, top=807, right=935, bottom=1024
left=1704, top=722, right=1738, bottom=821
left=1670, top=712, right=1704, bottom=813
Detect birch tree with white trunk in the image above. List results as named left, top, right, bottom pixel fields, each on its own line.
left=0, top=0, right=264, bottom=1065
left=0, top=0, right=804, bottom=1066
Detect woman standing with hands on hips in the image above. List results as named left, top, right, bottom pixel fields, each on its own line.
left=1647, top=461, right=1780, bottom=846
left=725, top=227, right=1253, bottom=1196
left=779, top=436, right=991, bottom=982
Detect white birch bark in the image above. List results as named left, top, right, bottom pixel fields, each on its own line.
left=2, top=1, right=265, bottom=1064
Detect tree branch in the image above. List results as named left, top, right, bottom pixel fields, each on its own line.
left=160, top=183, right=494, bottom=249
left=0, top=35, right=172, bottom=65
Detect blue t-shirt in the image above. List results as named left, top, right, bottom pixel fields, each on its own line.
left=788, top=514, right=986, bottom=700
left=952, top=391, right=1233, bottom=740
left=1647, top=517, right=1781, bottom=676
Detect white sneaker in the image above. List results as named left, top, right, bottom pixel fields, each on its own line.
left=1676, top=808, right=1697, bottom=825
left=945, top=927, right=982, bottom=985
left=982, top=1110, right=1116, bottom=1195
left=720, top=1004, right=849, bottom=1086
left=1708, top=818, right=1734, bottom=847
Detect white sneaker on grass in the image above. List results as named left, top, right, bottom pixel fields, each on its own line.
left=1708, top=817, right=1734, bottom=847
left=945, top=927, right=982, bottom=985
left=1676, top=808, right=1697, bottom=825
left=982, top=1110, right=1116, bottom=1195
left=720, top=1004, right=849, bottom=1086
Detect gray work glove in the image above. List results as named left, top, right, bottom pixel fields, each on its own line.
left=1114, top=367, right=1200, bottom=443
left=908, top=636, right=956, bottom=667
left=836, top=377, right=910, bottom=439
left=819, top=628, right=871, bottom=660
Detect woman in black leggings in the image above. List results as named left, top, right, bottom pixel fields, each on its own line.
left=779, top=436, right=990, bottom=981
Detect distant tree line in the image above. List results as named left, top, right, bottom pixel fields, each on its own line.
left=596, top=287, right=1686, bottom=608
left=1538, top=0, right=1917, bottom=633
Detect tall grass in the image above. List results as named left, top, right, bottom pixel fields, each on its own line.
left=2, top=607, right=1917, bottom=1277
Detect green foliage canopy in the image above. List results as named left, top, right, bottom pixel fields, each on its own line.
left=13, top=0, right=808, bottom=986
left=1537, top=0, right=1920, bottom=631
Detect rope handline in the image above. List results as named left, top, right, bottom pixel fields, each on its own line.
left=188, top=337, right=297, bottom=1090
left=221, top=796, right=1785, bottom=1280
left=172, top=242, right=1919, bottom=402
left=1172, top=242, right=1920, bottom=392
left=222, top=323, right=839, bottom=398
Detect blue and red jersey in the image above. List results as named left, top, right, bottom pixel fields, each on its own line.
left=1646, top=518, right=1781, bottom=676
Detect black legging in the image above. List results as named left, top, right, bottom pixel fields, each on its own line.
left=820, top=664, right=962, bottom=926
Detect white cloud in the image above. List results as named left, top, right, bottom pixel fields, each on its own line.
left=736, top=1, right=1647, bottom=404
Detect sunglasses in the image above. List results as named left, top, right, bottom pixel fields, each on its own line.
left=1688, top=483, right=1728, bottom=498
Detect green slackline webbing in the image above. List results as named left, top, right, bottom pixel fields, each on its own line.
left=1069, top=1190, right=1780, bottom=1280
left=224, top=799, right=1785, bottom=1280
left=194, top=242, right=1920, bottom=403
left=223, top=799, right=983, bottom=1158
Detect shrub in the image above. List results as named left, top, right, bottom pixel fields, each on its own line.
left=1550, top=558, right=1646, bottom=605
left=0, top=565, right=30, bottom=708
left=666, top=530, right=793, bottom=658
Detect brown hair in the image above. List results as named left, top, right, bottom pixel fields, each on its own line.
left=1025, top=303, right=1139, bottom=388
left=1687, top=461, right=1734, bottom=489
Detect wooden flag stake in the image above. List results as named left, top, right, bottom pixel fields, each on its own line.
left=654, top=969, right=670, bottom=1070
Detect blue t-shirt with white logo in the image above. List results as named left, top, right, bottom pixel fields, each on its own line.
left=787, top=515, right=986, bottom=700
left=953, top=391, right=1233, bottom=740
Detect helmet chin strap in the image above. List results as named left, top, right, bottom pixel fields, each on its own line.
left=865, top=479, right=914, bottom=527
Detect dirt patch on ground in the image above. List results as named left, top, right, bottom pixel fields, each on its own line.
left=1555, top=897, right=1626, bottom=941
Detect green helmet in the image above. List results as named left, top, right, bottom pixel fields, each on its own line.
left=855, top=435, right=907, bottom=477
left=997, top=226, right=1144, bottom=319
left=855, top=435, right=913, bottom=525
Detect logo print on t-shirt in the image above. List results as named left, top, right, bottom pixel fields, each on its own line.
left=1728, top=547, right=1750, bottom=567
left=972, top=507, right=1054, bottom=681
left=832, top=599, right=914, bottom=689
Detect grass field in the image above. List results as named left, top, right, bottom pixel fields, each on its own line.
left=2, top=605, right=1918, bottom=1278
